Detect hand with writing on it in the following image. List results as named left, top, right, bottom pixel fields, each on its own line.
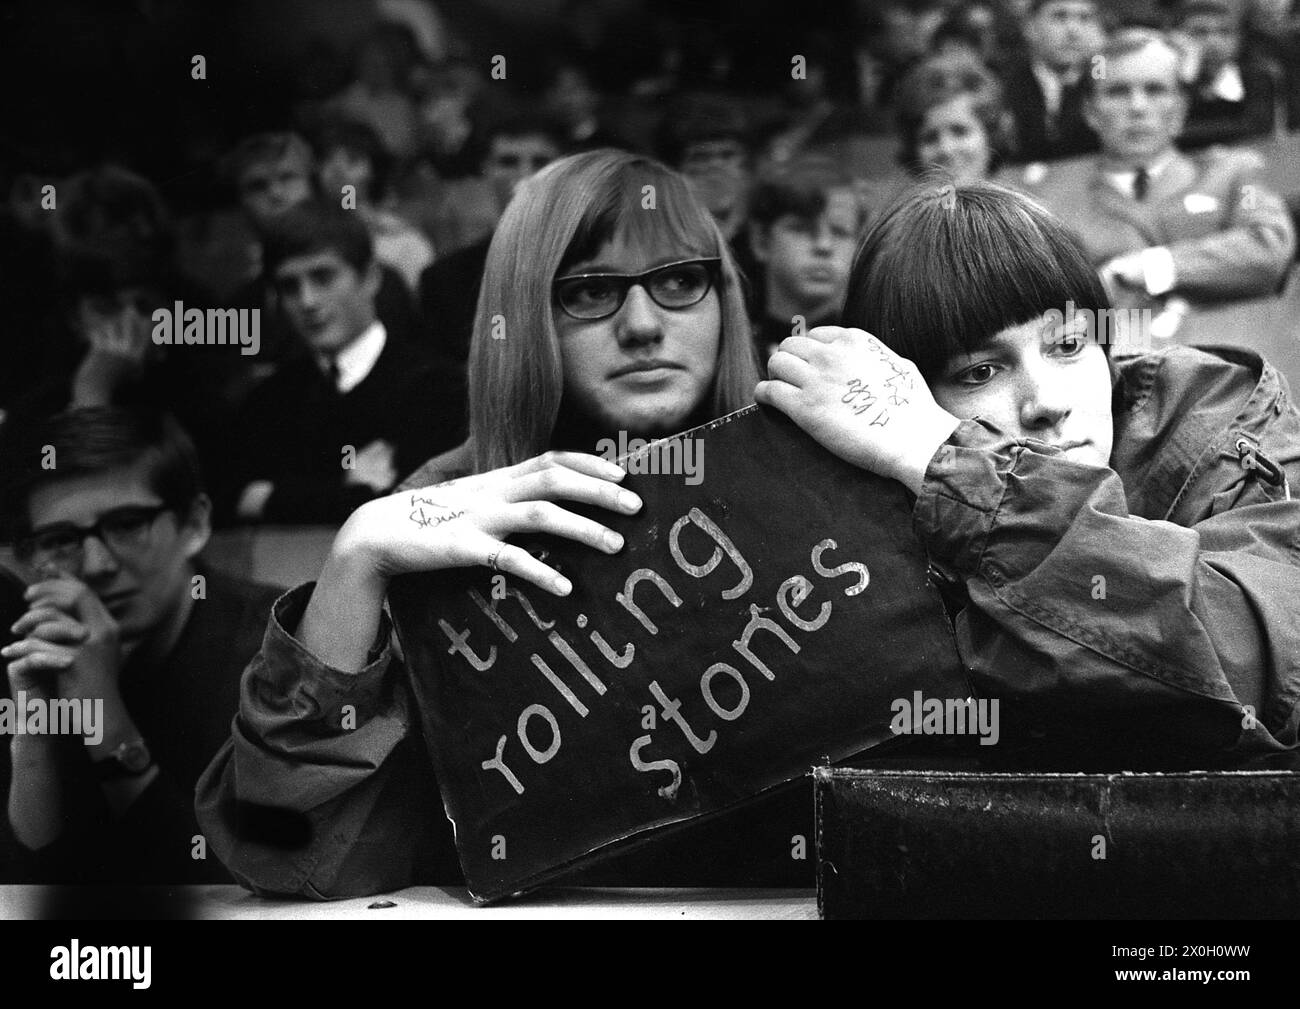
left=344, top=439, right=399, bottom=494
left=756, top=326, right=960, bottom=495
left=304, top=452, right=644, bottom=672
left=334, top=452, right=642, bottom=597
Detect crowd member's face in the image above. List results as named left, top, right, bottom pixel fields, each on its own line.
left=681, top=139, right=749, bottom=218
left=272, top=249, right=379, bottom=356
left=238, top=154, right=313, bottom=231
left=1027, top=1, right=1103, bottom=72
left=553, top=231, right=722, bottom=437
left=73, top=285, right=165, bottom=349
left=318, top=146, right=374, bottom=205
left=24, top=460, right=209, bottom=644
left=484, top=134, right=561, bottom=211
left=930, top=311, right=1113, bottom=468
left=916, top=94, right=993, bottom=184
left=544, top=67, right=599, bottom=126
left=1181, top=13, right=1240, bottom=73
left=1086, top=43, right=1186, bottom=164
left=755, top=188, right=859, bottom=314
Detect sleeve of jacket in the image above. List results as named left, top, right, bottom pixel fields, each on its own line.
left=1164, top=154, right=1295, bottom=300
left=913, top=419, right=1300, bottom=763
left=194, top=583, right=448, bottom=898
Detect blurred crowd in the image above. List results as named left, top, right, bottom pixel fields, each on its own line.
left=2, top=0, right=1298, bottom=534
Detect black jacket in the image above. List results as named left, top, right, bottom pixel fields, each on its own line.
left=998, top=58, right=1100, bottom=163
left=223, top=335, right=466, bottom=525
left=0, top=568, right=280, bottom=884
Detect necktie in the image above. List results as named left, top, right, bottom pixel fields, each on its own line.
left=1133, top=166, right=1149, bottom=201
left=326, top=359, right=342, bottom=392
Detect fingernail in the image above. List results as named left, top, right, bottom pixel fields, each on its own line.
left=604, top=531, right=624, bottom=551
left=619, top=491, right=641, bottom=511
left=553, top=576, right=572, bottom=595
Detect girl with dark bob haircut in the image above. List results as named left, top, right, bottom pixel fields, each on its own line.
left=758, top=181, right=1300, bottom=769
left=842, top=180, right=1109, bottom=379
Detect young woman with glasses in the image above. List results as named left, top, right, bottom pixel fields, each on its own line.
left=197, top=149, right=761, bottom=896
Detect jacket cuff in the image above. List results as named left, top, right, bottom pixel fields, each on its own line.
left=257, top=583, right=396, bottom=722
left=912, top=419, right=1017, bottom=574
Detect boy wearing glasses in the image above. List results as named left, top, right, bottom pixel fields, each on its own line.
left=0, top=408, right=279, bottom=883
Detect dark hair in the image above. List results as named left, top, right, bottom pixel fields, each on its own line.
left=260, top=200, right=374, bottom=277
left=1028, top=0, right=1099, bottom=14
left=841, top=181, right=1109, bottom=380
left=53, top=165, right=174, bottom=265
left=312, top=118, right=392, bottom=200
left=0, top=408, right=205, bottom=541
left=219, top=132, right=314, bottom=188
left=482, top=113, right=567, bottom=155
left=895, top=53, right=1010, bottom=175
left=58, top=250, right=166, bottom=302
left=749, top=156, right=865, bottom=230
left=1175, top=0, right=1235, bottom=21
left=655, top=96, right=751, bottom=167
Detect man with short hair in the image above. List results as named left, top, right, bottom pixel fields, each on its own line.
left=1021, top=28, right=1294, bottom=338
left=998, top=0, right=1105, bottom=162
left=417, top=117, right=564, bottom=368
left=224, top=131, right=421, bottom=363
left=222, top=132, right=316, bottom=240
left=0, top=408, right=279, bottom=882
left=747, top=157, right=867, bottom=365
left=229, top=202, right=465, bottom=525
left=314, top=118, right=435, bottom=294
left=657, top=97, right=764, bottom=314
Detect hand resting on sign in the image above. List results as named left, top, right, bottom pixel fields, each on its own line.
left=300, top=451, right=643, bottom=672
left=756, top=326, right=961, bottom=495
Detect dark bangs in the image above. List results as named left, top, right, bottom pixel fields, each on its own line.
left=558, top=157, right=719, bottom=273
left=841, top=181, right=1110, bottom=379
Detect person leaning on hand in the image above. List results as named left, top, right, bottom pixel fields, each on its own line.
left=757, top=181, right=1300, bottom=770
left=0, top=408, right=278, bottom=883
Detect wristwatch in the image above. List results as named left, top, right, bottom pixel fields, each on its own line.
left=93, top=736, right=154, bottom=782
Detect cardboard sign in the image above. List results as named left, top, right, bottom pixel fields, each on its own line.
left=387, top=405, right=968, bottom=901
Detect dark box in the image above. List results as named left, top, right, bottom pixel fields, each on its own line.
left=815, top=767, right=1300, bottom=919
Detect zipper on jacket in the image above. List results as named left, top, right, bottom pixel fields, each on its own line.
left=1234, top=437, right=1292, bottom=501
